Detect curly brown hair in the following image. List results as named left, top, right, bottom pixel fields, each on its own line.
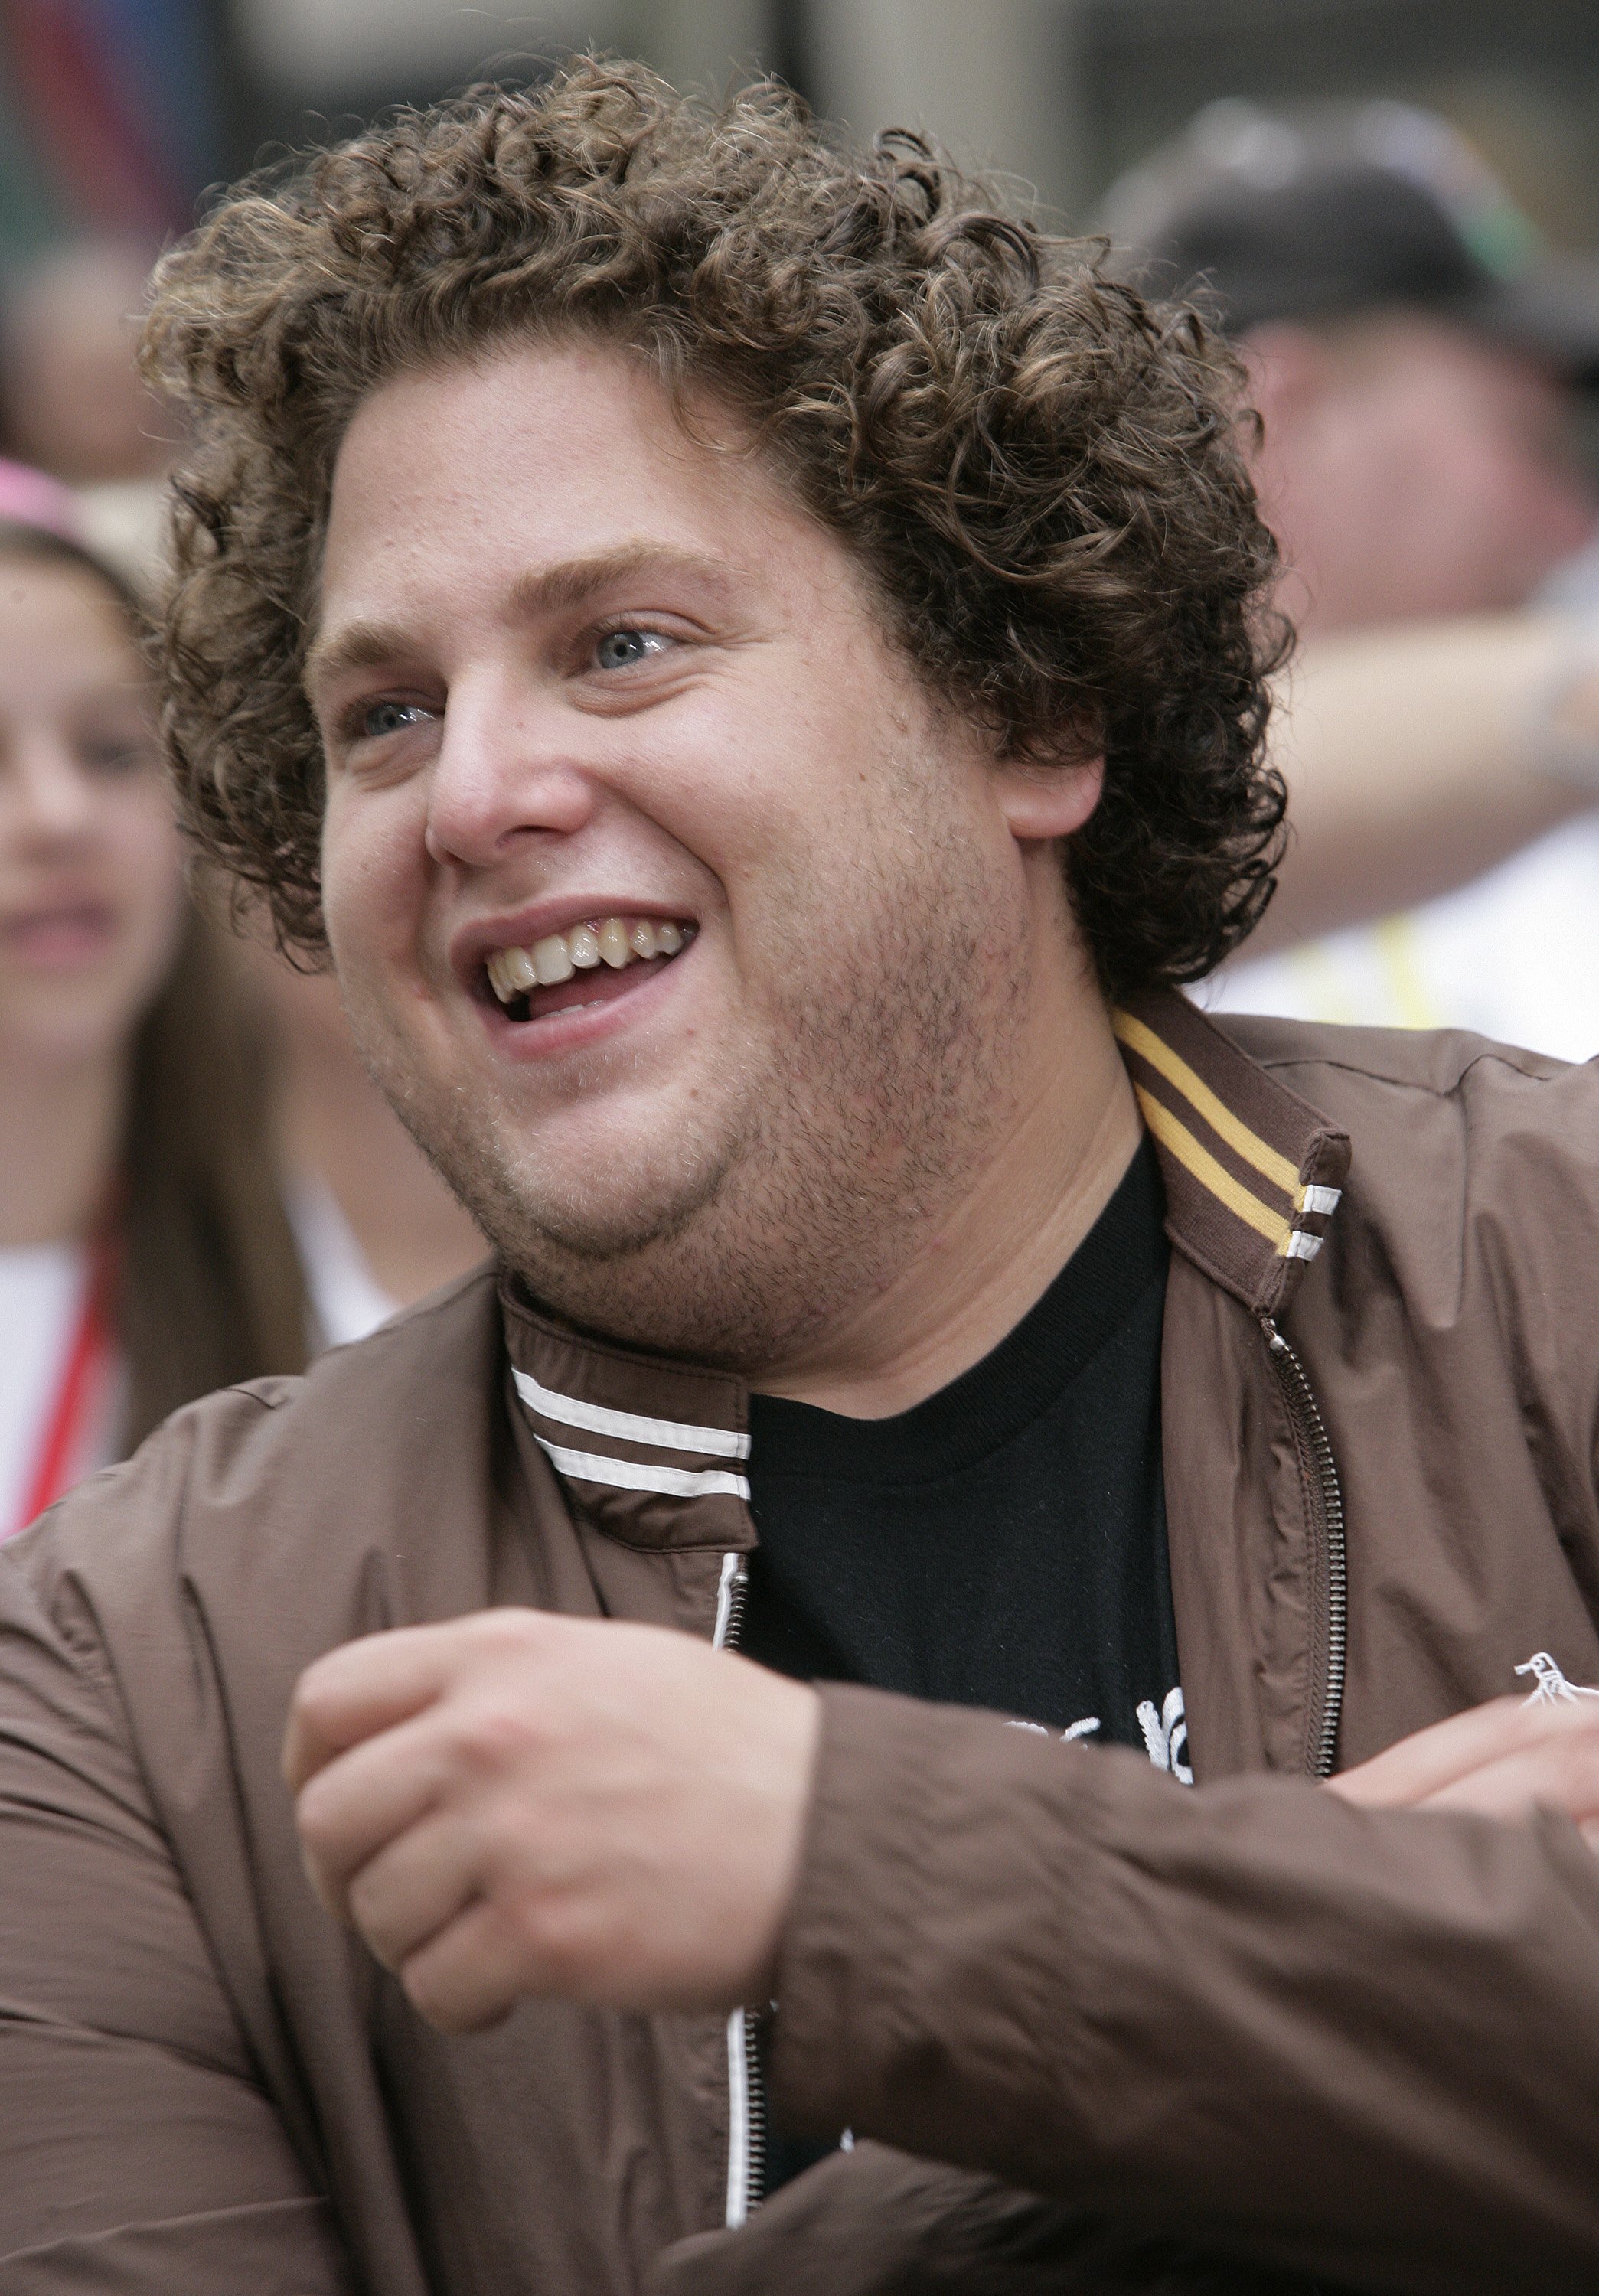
left=142, top=57, right=1287, bottom=1000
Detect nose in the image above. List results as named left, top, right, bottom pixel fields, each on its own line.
left=423, top=674, right=599, bottom=869
left=5, top=732, right=99, bottom=847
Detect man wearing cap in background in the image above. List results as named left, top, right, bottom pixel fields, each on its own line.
left=1107, top=100, right=1599, bottom=1055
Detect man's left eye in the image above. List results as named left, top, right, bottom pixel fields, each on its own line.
left=594, top=628, right=670, bottom=672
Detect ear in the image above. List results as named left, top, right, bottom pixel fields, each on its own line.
left=994, top=753, right=1105, bottom=843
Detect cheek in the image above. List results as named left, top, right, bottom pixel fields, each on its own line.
left=112, top=788, right=186, bottom=984
left=321, top=784, right=430, bottom=985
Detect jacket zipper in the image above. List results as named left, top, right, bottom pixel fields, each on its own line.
left=1258, top=1316, right=1347, bottom=1779
left=712, top=1553, right=767, bottom=2226
left=703, top=1326, right=1343, bottom=2219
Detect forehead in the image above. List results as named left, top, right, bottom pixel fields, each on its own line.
left=0, top=553, right=139, bottom=699
left=320, top=340, right=823, bottom=629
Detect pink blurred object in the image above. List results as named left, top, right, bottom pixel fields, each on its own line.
left=0, top=458, right=85, bottom=540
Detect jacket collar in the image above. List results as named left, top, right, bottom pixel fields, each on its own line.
left=499, top=987, right=1350, bottom=1547
left=1116, top=989, right=1350, bottom=1321
left=499, top=1285, right=755, bottom=1555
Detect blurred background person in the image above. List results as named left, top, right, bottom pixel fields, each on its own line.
left=1104, top=98, right=1599, bottom=1052
left=0, top=472, right=484, bottom=1537
left=1105, top=99, right=1599, bottom=638
left=0, top=235, right=177, bottom=574
left=0, top=478, right=305, bottom=1536
left=0, top=236, right=171, bottom=488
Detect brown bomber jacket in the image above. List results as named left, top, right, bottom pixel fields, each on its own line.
left=3, top=994, right=1599, bottom=2296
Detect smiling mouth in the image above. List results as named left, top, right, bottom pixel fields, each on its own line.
left=2, top=902, right=119, bottom=964
left=483, top=913, right=695, bottom=1024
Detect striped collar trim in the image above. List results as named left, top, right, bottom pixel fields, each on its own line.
left=1114, top=992, right=1350, bottom=1318
left=511, top=1366, right=749, bottom=1463
left=511, top=1368, right=751, bottom=1504
left=500, top=1290, right=754, bottom=1551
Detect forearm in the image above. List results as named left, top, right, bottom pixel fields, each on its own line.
left=771, top=1686, right=1599, bottom=2294
left=0, top=1564, right=354, bottom=2291
left=1254, top=612, right=1595, bottom=951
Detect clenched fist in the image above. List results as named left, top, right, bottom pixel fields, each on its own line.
left=283, top=1609, right=821, bottom=2033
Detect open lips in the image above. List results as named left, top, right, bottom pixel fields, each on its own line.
left=485, top=914, right=695, bottom=1023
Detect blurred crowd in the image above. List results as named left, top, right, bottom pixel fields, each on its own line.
left=3, top=80, right=1599, bottom=1534
left=1111, top=99, right=1599, bottom=1052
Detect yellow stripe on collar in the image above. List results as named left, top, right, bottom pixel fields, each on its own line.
left=1132, top=1084, right=1294, bottom=1254
left=1114, top=1009, right=1300, bottom=1199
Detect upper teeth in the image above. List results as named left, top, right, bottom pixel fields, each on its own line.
left=485, top=915, right=690, bottom=1005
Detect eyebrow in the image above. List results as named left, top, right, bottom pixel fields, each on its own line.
left=303, top=542, right=746, bottom=705
left=508, top=543, right=742, bottom=619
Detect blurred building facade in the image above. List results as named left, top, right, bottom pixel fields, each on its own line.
left=2, top=2, right=1597, bottom=259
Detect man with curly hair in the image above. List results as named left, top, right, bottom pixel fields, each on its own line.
left=4, top=60, right=1599, bottom=2296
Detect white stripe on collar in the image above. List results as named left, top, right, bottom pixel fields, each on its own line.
left=529, top=1431, right=751, bottom=1503
left=513, top=1366, right=750, bottom=1460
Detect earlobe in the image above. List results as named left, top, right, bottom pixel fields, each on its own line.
left=997, top=754, right=1105, bottom=843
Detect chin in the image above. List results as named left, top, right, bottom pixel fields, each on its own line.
left=449, top=1108, right=739, bottom=1269
left=8, top=993, right=145, bottom=1070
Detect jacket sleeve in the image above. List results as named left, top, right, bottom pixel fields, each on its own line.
left=769, top=1684, right=1599, bottom=2296
left=0, top=1551, right=354, bottom=2293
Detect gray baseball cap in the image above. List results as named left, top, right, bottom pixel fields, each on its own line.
left=1101, top=99, right=1599, bottom=380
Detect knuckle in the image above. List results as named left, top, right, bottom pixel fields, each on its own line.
left=465, top=1607, right=547, bottom=1662
left=446, top=1698, right=542, bottom=1776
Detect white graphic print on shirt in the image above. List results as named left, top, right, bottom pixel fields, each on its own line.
left=1010, top=1686, right=1193, bottom=1785
left=1136, top=1685, right=1193, bottom=1782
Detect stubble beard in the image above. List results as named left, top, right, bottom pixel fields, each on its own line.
left=360, top=830, right=1033, bottom=1375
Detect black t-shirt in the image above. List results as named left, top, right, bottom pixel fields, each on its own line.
left=742, top=1139, right=1185, bottom=2191
left=744, top=1137, right=1182, bottom=1746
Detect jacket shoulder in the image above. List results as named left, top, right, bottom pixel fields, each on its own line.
left=1209, top=1009, right=1580, bottom=1099
left=1209, top=1015, right=1599, bottom=1481
left=3, top=1261, right=513, bottom=1650
left=1209, top=1011, right=1599, bottom=1266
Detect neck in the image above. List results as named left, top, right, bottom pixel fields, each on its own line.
left=0, top=1044, right=126, bottom=1248
left=752, top=972, right=1142, bottom=1419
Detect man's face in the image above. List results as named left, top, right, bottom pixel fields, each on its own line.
left=1248, top=312, right=1598, bottom=632
left=312, top=341, right=1075, bottom=1368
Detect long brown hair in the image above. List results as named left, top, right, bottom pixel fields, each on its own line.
left=0, top=520, right=308, bottom=1447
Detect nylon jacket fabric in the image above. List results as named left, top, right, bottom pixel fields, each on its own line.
left=2, top=996, right=1598, bottom=2293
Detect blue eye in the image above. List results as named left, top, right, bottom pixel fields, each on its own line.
left=361, top=700, right=433, bottom=739
left=595, top=628, right=668, bottom=672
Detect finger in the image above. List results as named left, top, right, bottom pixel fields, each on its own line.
left=1329, top=1694, right=1599, bottom=1808
left=284, top=1613, right=525, bottom=1792
left=400, top=1894, right=532, bottom=2034
left=345, top=1807, right=481, bottom=1972
left=293, top=1707, right=453, bottom=1918
left=1424, top=1736, right=1599, bottom=1825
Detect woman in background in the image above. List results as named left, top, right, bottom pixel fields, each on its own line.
left=0, top=488, right=308, bottom=1535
